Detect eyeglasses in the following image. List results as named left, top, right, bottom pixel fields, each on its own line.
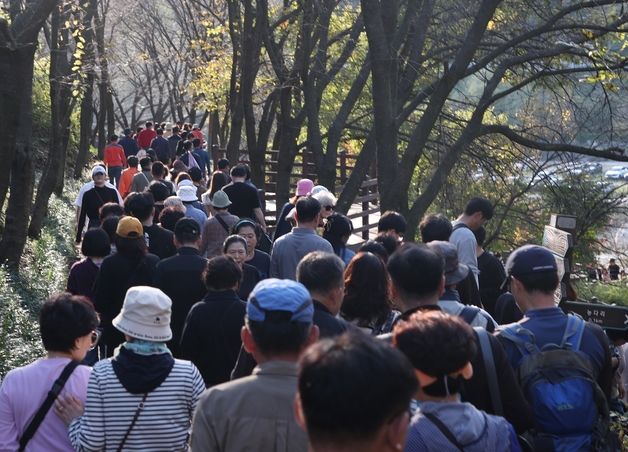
left=324, top=205, right=334, bottom=211
left=89, top=330, right=101, bottom=351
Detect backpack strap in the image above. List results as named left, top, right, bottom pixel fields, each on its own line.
left=452, top=223, right=470, bottom=232
left=459, top=306, right=480, bottom=325
left=498, top=323, right=540, bottom=356
left=474, top=327, right=504, bottom=416
left=19, top=360, right=80, bottom=451
left=422, top=412, right=465, bottom=451
left=559, top=314, right=586, bottom=351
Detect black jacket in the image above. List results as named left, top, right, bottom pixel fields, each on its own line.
left=144, top=224, right=177, bottom=259
left=154, top=247, right=208, bottom=357
left=179, top=290, right=246, bottom=387
left=313, top=300, right=350, bottom=338
left=93, top=252, right=160, bottom=356
left=387, top=304, right=533, bottom=434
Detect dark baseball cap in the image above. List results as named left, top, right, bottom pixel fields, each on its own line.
left=501, top=245, right=557, bottom=289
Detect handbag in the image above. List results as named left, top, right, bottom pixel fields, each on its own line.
left=18, top=360, right=79, bottom=451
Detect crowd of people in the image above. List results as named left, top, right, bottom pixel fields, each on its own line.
left=0, top=121, right=626, bottom=451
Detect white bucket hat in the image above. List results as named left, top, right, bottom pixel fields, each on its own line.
left=112, top=286, right=172, bottom=341
left=177, top=185, right=199, bottom=202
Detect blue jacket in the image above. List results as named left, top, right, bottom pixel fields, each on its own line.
left=405, top=401, right=521, bottom=452
left=119, top=136, right=139, bottom=157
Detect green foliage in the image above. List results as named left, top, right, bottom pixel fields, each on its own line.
left=0, top=182, right=80, bottom=378
left=574, top=280, right=628, bottom=307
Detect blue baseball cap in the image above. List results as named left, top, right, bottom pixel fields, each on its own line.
left=502, top=245, right=557, bottom=289
left=247, top=279, right=314, bottom=323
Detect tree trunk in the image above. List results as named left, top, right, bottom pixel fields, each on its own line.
left=29, top=4, right=74, bottom=237
left=0, top=45, right=38, bottom=267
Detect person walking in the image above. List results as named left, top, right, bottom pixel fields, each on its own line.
left=103, top=134, right=127, bottom=188
left=56, top=286, right=205, bottom=451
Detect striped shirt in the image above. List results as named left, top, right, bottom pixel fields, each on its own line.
left=68, top=358, right=205, bottom=451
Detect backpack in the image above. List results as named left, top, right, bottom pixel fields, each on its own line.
left=459, top=305, right=495, bottom=332
left=499, top=315, right=615, bottom=451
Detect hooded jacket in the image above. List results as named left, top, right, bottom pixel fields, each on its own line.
left=405, top=401, right=521, bottom=452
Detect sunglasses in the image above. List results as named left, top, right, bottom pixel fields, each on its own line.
left=89, top=330, right=101, bottom=351
left=324, top=205, right=335, bottom=211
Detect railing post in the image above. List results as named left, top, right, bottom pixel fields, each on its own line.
left=339, top=150, right=347, bottom=185
left=361, top=183, right=369, bottom=240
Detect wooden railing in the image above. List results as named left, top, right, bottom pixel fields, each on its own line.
left=209, top=146, right=379, bottom=241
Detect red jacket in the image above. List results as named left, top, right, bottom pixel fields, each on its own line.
left=104, top=144, right=127, bottom=167
left=137, top=128, right=157, bottom=150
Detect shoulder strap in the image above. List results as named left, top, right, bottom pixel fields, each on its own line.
left=117, top=392, right=148, bottom=452
left=560, top=314, right=586, bottom=351
left=19, top=361, right=80, bottom=452
left=215, top=214, right=231, bottom=233
left=422, top=412, right=465, bottom=451
left=459, top=306, right=480, bottom=325
left=474, top=327, right=504, bottom=416
left=452, top=223, right=470, bottom=232
left=498, top=323, right=540, bottom=357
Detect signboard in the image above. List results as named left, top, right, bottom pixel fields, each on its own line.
left=550, top=214, right=577, bottom=232
left=561, top=300, right=628, bottom=331
left=543, top=226, right=574, bottom=258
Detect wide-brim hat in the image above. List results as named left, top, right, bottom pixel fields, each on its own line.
left=177, top=185, right=198, bottom=202
left=113, top=286, right=172, bottom=341
left=427, top=241, right=470, bottom=286
left=210, top=190, right=232, bottom=208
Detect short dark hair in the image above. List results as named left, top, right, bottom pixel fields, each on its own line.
left=515, top=272, right=560, bottom=295
left=159, top=207, right=185, bottom=232
left=81, top=228, right=111, bottom=258
left=342, top=252, right=392, bottom=327
left=322, top=214, right=353, bottom=255
left=247, top=319, right=312, bottom=356
left=188, top=166, right=202, bottom=182
left=297, top=252, right=344, bottom=295
left=127, top=155, right=139, bottom=167
left=139, top=157, right=152, bottom=170
left=230, top=164, right=247, bottom=178
left=472, top=226, right=486, bottom=247
left=148, top=181, right=170, bottom=202
left=295, top=196, right=321, bottom=223
left=100, top=216, right=119, bottom=243
left=151, top=161, right=166, bottom=178
left=217, top=158, right=230, bottom=170
left=156, top=128, right=163, bottom=135
left=192, top=138, right=201, bottom=147
left=464, top=197, right=493, bottom=220
left=99, top=202, right=124, bottom=221
left=378, top=211, right=407, bottom=234
left=124, top=192, right=154, bottom=222
left=223, top=234, right=247, bottom=253
left=174, top=217, right=200, bottom=244
left=145, top=121, right=153, bottom=127
left=172, top=126, right=180, bottom=134
left=39, top=293, right=99, bottom=353
left=109, top=134, right=118, bottom=142
left=387, top=243, right=444, bottom=299
left=357, top=241, right=389, bottom=262
left=298, top=333, right=417, bottom=447
left=419, top=213, right=452, bottom=243
left=182, top=140, right=192, bottom=151
left=204, top=256, right=242, bottom=291
left=394, top=310, right=477, bottom=377
left=374, top=233, right=399, bottom=256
